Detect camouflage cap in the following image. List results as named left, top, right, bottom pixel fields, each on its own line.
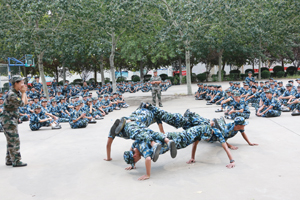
left=248, top=71, right=252, bottom=74
left=265, top=90, right=272, bottom=93
left=236, top=82, right=240, bottom=85
left=86, top=98, right=92, bottom=102
left=297, top=85, right=300, bottom=88
left=58, top=90, right=62, bottom=93
left=10, top=75, right=24, bottom=84
left=153, top=70, right=157, bottom=73
left=98, top=95, right=103, bottom=98
left=296, top=78, right=300, bottom=81
left=263, top=85, right=269, bottom=88
left=251, top=85, right=257, bottom=89
left=74, top=102, right=80, bottom=107
left=234, top=117, right=249, bottom=126
left=92, top=97, right=97, bottom=101
left=226, top=89, right=232, bottom=93
left=288, top=80, right=294, bottom=83
left=233, top=92, right=241, bottom=97
left=278, top=81, right=283, bottom=84
left=34, top=105, right=41, bottom=109
left=41, top=99, right=48, bottom=102
left=33, top=96, right=39, bottom=99
left=286, top=83, right=292, bottom=87
left=104, top=94, right=108, bottom=97
left=51, top=99, right=57, bottom=103
left=0, top=97, right=4, bottom=100
left=123, top=151, right=135, bottom=168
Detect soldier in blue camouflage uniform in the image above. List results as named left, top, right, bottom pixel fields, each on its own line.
left=245, top=85, right=260, bottom=108
left=226, top=92, right=250, bottom=119
left=19, top=104, right=30, bottom=122
left=141, top=103, right=210, bottom=130
left=101, top=94, right=113, bottom=112
left=32, top=76, right=43, bottom=95
left=215, top=90, right=234, bottom=113
left=256, top=90, right=281, bottom=117
left=29, top=105, right=61, bottom=131
left=279, top=83, right=296, bottom=112
left=288, top=85, right=300, bottom=116
left=1, top=76, right=28, bottom=167
left=69, top=103, right=89, bottom=128
left=207, top=85, right=225, bottom=105
left=245, top=71, right=255, bottom=85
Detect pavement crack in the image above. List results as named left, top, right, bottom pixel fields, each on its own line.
left=268, top=118, right=300, bottom=137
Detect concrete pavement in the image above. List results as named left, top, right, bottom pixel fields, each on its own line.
left=0, top=82, right=300, bottom=200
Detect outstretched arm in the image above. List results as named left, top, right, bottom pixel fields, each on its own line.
left=221, top=143, right=235, bottom=169
left=187, top=140, right=199, bottom=164
left=104, top=137, right=114, bottom=161
left=158, top=123, right=165, bottom=134
left=241, top=132, right=258, bottom=146
left=138, top=157, right=151, bottom=181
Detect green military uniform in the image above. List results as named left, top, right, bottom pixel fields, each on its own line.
left=150, top=70, right=162, bottom=107
left=1, top=76, right=27, bottom=167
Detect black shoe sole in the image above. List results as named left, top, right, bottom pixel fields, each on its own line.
left=115, top=118, right=126, bottom=135
left=152, top=144, right=162, bottom=162
left=169, top=141, right=177, bottom=158
left=110, top=119, right=121, bottom=137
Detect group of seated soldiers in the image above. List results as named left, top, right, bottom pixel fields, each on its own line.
left=195, top=73, right=300, bottom=119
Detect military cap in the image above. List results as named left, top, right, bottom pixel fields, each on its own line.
left=274, top=80, right=277, bottom=83
left=270, top=82, right=274, bottom=85
left=104, top=94, right=108, bottom=97
left=244, top=84, right=249, bottom=86
left=51, top=98, right=57, bottom=102
left=265, top=90, right=272, bottom=93
left=233, top=92, right=241, bottom=97
left=278, top=81, right=283, bottom=84
left=34, top=105, right=41, bottom=109
left=263, top=85, right=269, bottom=88
left=57, top=90, right=62, bottom=93
left=86, top=98, right=92, bottom=102
left=74, top=102, right=80, bottom=107
left=109, top=94, right=113, bottom=97
left=123, top=151, right=135, bottom=168
left=41, top=99, right=48, bottom=102
left=236, top=82, right=240, bottom=85
left=64, top=83, right=68, bottom=86
left=229, top=81, right=233, bottom=83
left=269, top=78, right=273, bottom=80
left=297, top=85, right=300, bottom=88
left=226, top=89, right=232, bottom=93
left=10, top=76, right=24, bottom=84
left=98, top=95, right=103, bottom=98
left=35, top=76, right=39, bottom=79
left=33, top=96, right=39, bottom=99
left=265, top=81, right=269, bottom=83
left=260, top=81, right=264, bottom=83
left=248, top=71, right=253, bottom=74
left=0, top=97, right=4, bottom=100
left=252, top=85, right=257, bottom=89
left=153, top=70, right=157, bottom=73
left=199, top=83, right=203, bottom=85
left=288, top=80, right=294, bottom=83
left=255, top=81, right=258, bottom=83
left=234, top=117, right=249, bottom=126
left=296, top=78, right=300, bottom=81
left=286, top=83, right=292, bottom=87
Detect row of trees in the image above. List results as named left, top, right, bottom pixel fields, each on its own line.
left=0, top=0, right=300, bottom=97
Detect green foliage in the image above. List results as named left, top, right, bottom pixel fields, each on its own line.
left=166, top=76, right=174, bottom=84
left=261, top=70, right=271, bottom=79
left=229, top=70, right=240, bottom=80
left=191, top=73, right=197, bottom=83
left=276, top=71, right=285, bottom=78
left=273, top=66, right=284, bottom=76
left=144, top=75, right=152, bottom=82
left=196, top=73, right=207, bottom=82
left=58, top=81, right=64, bottom=86
left=131, top=75, right=140, bottom=82
left=173, top=76, right=180, bottom=85
left=182, top=76, right=187, bottom=84
left=286, top=66, right=297, bottom=76
left=105, top=78, right=110, bottom=84
left=159, top=74, right=168, bottom=81
left=117, top=77, right=127, bottom=82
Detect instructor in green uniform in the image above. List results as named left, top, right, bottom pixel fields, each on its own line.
left=150, top=70, right=163, bottom=107
left=1, top=76, right=28, bottom=167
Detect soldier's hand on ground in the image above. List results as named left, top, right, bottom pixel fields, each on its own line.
left=229, top=146, right=238, bottom=150
left=125, top=166, right=136, bottom=170
left=226, top=162, right=235, bottom=168
left=138, top=175, right=150, bottom=181
left=249, top=143, right=258, bottom=146
left=186, top=159, right=196, bottom=164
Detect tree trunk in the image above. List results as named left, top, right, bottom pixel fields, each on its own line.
left=23, top=67, right=27, bottom=84
left=94, top=65, right=97, bottom=83
left=282, top=58, right=284, bottom=68
left=56, top=66, right=59, bottom=82
left=218, top=50, right=223, bottom=82
left=139, top=61, right=144, bottom=82
left=109, top=32, right=117, bottom=92
left=185, top=46, right=192, bottom=95
left=38, top=51, right=49, bottom=100
left=179, top=57, right=182, bottom=85
left=259, top=38, right=262, bottom=79
left=252, top=59, right=255, bottom=71
left=63, top=62, right=66, bottom=84
left=100, top=54, right=105, bottom=87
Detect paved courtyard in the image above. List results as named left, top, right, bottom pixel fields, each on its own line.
left=1, top=81, right=300, bottom=200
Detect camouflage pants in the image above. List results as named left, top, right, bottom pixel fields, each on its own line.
left=70, top=119, right=88, bottom=129
left=229, top=112, right=250, bottom=119
left=19, top=115, right=29, bottom=121
left=2, top=119, right=21, bottom=164
left=124, top=122, right=165, bottom=142
left=258, top=107, right=281, bottom=117
left=167, top=125, right=213, bottom=149
left=147, top=105, right=209, bottom=130
left=152, top=88, right=161, bottom=105
left=30, top=120, right=52, bottom=131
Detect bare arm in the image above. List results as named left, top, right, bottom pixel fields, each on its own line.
left=187, top=140, right=199, bottom=164
left=221, top=143, right=235, bottom=168
left=104, top=137, right=113, bottom=161
left=158, top=123, right=165, bottom=134
left=138, top=157, right=151, bottom=180
left=241, top=132, right=258, bottom=146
